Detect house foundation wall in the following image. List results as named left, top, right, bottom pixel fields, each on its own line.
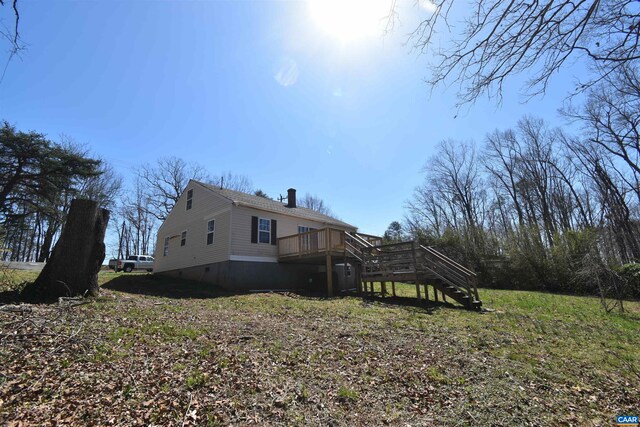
left=157, top=261, right=328, bottom=291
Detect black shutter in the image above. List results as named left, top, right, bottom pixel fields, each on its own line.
left=251, top=216, right=258, bottom=243
left=271, top=219, right=277, bottom=245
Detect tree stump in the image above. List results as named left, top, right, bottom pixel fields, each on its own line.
left=22, top=199, right=110, bottom=301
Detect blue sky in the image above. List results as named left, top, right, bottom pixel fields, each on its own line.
left=0, top=0, right=579, bottom=239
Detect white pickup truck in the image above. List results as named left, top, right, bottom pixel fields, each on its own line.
left=108, top=255, right=155, bottom=273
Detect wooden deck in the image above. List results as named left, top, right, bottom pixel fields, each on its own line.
left=277, top=228, right=347, bottom=262
left=277, top=228, right=482, bottom=309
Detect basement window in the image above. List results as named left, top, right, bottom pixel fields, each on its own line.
left=186, top=189, right=193, bottom=210
left=206, top=219, right=215, bottom=245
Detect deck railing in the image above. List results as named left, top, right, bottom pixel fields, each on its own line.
left=355, top=233, right=383, bottom=247
left=419, top=245, right=480, bottom=302
left=278, top=228, right=346, bottom=258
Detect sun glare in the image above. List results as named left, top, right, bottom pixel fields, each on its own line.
left=308, top=0, right=391, bottom=42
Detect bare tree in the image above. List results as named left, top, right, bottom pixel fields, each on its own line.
left=405, top=116, right=639, bottom=293
left=576, top=249, right=629, bottom=313
left=563, top=64, right=640, bottom=203
left=210, top=172, right=253, bottom=193
left=563, top=136, right=640, bottom=262
left=0, top=0, right=23, bottom=82
left=137, top=157, right=210, bottom=222
left=298, top=193, right=334, bottom=216
left=407, top=0, right=640, bottom=104
left=407, top=139, right=492, bottom=267
left=432, top=139, right=485, bottom=232
left=121, top=178, right=155, bottom=256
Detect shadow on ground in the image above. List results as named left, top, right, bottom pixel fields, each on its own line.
left=100, top=274, right=467, bottom=315
left=2, top=273, right=469, bottom=315
left=358, top=293, right=466, bottom=313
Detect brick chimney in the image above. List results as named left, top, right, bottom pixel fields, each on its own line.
left=287, top=188, right=297, bottom=208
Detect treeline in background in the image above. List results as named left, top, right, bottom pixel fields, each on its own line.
left=391, top=68, right=640, bottom=304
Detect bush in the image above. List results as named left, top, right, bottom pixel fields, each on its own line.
left=615, top=263, right=640, bottom=300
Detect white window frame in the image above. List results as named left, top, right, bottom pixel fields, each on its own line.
left=163, top=237, right=169, bottom=256
left=258, top=218, right=271, bottom=244
left=206, top=219, right=215, bottom=245
left=180, top=230, right=187, bottom=247
left=186, top=189, right=193, bottom=211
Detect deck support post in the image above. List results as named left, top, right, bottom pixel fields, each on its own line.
left=381, top=281, right=387, bottom=298
left=434, top=286, right=439, bottom=303
left=423, top=283, right=429, bottom=304
left=391, top=281, right=396, bottom=297
left=442, top=290, right=447, bottom=303
left=411, top=241, right=421, bottom=303
left=326, top=254, right=333, bottom=297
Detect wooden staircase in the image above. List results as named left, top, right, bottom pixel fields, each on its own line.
left=345, top=234, right=482, bottom=310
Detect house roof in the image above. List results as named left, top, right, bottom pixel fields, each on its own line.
left=194, top=181, right=357, bottom=230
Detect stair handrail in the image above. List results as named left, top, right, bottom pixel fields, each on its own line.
left=419, top=245, right=479, bottom=305
left=420, top=245, right=476, bottom=277
left=355, top=232, right=383, bottom=246
left=347, top=232, right=376, bottom=249
left=344, top=240, right=364, bottom=262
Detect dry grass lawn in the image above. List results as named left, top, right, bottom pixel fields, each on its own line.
left=1, top=270, right=638, bottom=426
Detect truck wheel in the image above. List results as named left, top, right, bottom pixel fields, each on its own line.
left=147, top=269, right=153, bottom=272
left=124, top=265, right=133, bottom=273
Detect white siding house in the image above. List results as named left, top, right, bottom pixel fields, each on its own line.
left=153, top=180, right=358, bottom=291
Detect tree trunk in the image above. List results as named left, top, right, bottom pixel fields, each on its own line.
left=37, top=220, right=59, bottom=263
left=23, top=199, right=110, bottom=301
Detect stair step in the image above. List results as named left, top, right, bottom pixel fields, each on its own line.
left=355, top=240, right=481, bottom=311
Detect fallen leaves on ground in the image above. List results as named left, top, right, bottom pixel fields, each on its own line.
left=0, top=288, right=638, bottom=426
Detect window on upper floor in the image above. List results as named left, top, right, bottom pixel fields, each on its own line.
left=163, top=237, right=169, bottom=256
left=186, top=189, right=193, bottom=210
left=181, top=231, right=187, bottom=246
